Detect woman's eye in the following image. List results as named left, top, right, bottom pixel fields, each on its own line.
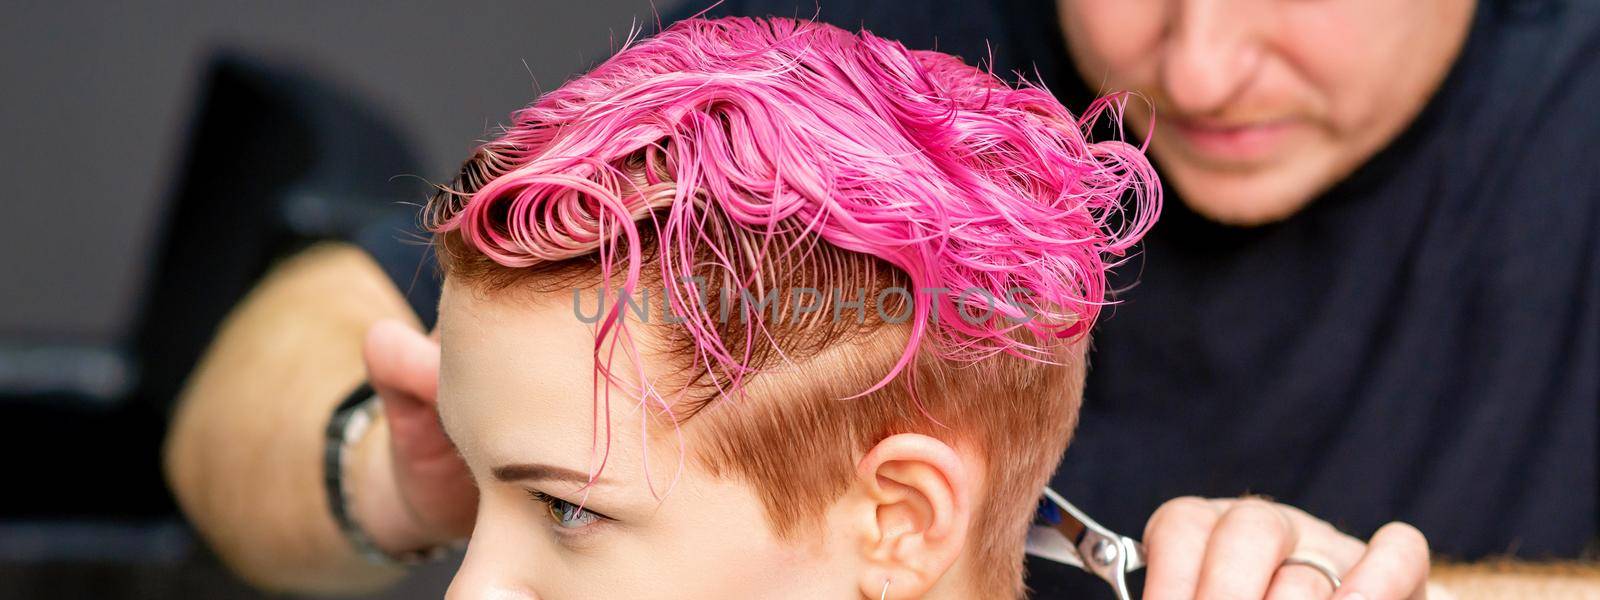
left=528, top=491, right=601, bottom=529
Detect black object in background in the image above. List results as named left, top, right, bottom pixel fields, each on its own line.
left=0, top=51, right=423, bottom=526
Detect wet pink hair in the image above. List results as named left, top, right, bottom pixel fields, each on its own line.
left=428, top=24, right=1160, bottom=592
left=430, top=16, right=1159, bottom=406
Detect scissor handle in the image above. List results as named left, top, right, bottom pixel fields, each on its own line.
left=1035, top=487, right=1147, bottom=600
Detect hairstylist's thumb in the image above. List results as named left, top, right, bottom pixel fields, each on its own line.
left=365, top=320, right=440, bottom=409
left=360, top=320, right=476, bottom=549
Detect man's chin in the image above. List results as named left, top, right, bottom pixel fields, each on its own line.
left=1165, top=166, right=1329, bottom=228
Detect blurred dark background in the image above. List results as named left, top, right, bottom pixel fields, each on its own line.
left=0, top=1, right=685, bottom=597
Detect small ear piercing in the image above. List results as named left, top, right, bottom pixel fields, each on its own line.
left=879, top=578, right=892, bottom=600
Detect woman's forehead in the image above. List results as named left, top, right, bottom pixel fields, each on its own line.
left=437, top=282, right=669, bottom=479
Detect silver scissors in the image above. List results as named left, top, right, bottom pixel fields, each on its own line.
left=1025, top=487, right=1147, bottom=600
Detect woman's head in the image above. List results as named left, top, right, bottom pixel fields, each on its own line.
left=429, top=17, right=1156, bottom=598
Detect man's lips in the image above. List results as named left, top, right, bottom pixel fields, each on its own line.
left=1167, top=117, right=1302, bottom=163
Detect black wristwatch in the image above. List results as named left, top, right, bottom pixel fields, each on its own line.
left=324, top=382, right=445, bottom=566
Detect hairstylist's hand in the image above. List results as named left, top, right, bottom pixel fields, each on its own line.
left=1141, top=497, right=1447, bottom=600
left=351, top=320, right=477, bottom=556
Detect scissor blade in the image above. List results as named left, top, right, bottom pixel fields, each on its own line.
left=1024, top=492, right=1095, bottom=566
left=1054, top=505, right=1088, bottom=541
left=1024, top=525, right=1084, bottom=568
left=1031, top=487, right=1147, bottom=600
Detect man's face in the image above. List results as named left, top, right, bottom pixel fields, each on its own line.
left=1057, top=0, right=1475, bottom=225
left=436, top=282, right=858, bottom=599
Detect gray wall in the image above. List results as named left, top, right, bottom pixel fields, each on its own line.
left=0, top=0, right=688, bottom=342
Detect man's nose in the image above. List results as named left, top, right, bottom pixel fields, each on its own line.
left=1160, top=0, right=1264, bottom=115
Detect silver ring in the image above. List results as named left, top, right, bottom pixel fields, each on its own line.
left=1280, top=555, right=1343, bottom=591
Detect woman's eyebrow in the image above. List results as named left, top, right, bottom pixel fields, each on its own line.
left=491, top=463, right=608, bottom=486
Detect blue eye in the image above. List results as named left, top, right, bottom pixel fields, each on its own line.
left=527, top=490, right=601, bottom=529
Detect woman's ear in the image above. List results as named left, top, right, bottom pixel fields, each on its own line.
left=849, top=434, right=977, bottom=599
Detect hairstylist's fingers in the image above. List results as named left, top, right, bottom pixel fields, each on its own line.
left=1265, top=554, right=1343, bottom=600
left=364, top=319, right=441, bottom=407
left=1195, top=498, right=1299, bottom=600
left=1142, top=497, right=1223, bottom=600
left=1334, top=522, right=1431, bottom=600
left=1274, top=504, right=1367, bottom=561
left=363, top=320, right=453, bottom=459
left=363, top=321, right=475, bottom=543
left=1266, top=505, right=1366, bottom=600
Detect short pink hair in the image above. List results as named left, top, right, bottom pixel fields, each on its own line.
left=429, top=16, right=1158, bottom=596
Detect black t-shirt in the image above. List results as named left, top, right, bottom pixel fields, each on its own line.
left=362, top=0, right=1598, bottom=593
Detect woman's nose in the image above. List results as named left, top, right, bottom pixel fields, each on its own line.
left=1160, top=0, right=1265, bottom=115
left=447, top=536, right=541, bottom=600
